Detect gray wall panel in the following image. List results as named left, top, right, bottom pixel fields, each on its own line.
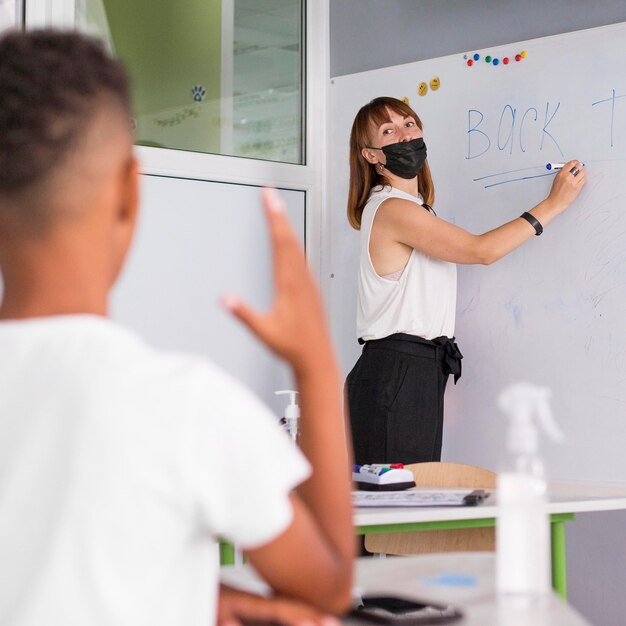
left=330, top=0, right=626, bottom=77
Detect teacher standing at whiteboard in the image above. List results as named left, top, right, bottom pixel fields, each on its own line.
left=346, top=96, right=585, bottom=465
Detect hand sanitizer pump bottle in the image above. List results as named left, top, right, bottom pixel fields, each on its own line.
left=275, top=390, right=300, bottom=444
left=496, top=382, right=564, bottom=606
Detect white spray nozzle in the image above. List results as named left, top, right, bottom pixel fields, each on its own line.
left=275, top=390, right=300, bottom=419
left=498, top=382, right=564, bottom=453
left=275, top=390, right=299, bottom=443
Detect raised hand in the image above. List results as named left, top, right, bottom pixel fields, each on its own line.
left=223, top=188, right=353, bottom=614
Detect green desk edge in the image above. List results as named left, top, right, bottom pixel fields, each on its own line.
left=220, top=513, right=574, bottom=600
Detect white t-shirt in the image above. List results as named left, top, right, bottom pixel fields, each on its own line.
left=357, top=186, right=457, bottom=341
left=0, top=315, right=310, bottom=626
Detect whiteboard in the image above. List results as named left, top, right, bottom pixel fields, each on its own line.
left=111, top=175, right=305, bottom=417
left=329, top=22, right=626, bottom=483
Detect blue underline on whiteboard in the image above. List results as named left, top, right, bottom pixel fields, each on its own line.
left=483, top=172, right=555, bottom=189
left=476, top=158, right=626, bottom=189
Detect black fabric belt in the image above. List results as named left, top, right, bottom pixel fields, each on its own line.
left=358, top=332, right=463, bottom=384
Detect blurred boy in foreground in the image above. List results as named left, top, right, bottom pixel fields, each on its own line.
left=0, top=30, right=353, bottom=626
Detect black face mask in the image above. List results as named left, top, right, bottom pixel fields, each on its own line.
left=367, top=137, right=427, bottom=179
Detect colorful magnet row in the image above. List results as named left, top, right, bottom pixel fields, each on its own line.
left=464, top=50, right=527, bottom=67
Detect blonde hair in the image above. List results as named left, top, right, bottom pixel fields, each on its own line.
left=347, top=96, right=435, bottom=230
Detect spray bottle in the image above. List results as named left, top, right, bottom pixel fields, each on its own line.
left=275, top=390, right=300, bottom=444
left=496, top=382, right=563, bottom=605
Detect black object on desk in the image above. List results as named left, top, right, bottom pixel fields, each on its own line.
left=350, top=595, right=463, bottom=624
left=462, top=489, right=488, bottom=506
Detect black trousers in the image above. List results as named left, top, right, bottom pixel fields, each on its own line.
left=346, top=333, right=462, bottom=466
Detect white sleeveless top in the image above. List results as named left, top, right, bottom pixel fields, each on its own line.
left=356, top=186, right=457, bottom=341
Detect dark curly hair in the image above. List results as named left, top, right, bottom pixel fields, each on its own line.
left=0, top=30, right=130, bottom=202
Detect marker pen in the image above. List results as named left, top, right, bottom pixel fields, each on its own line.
left=546, top=162, right=585, bottom=171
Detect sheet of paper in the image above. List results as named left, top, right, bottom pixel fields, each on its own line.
left=352, top=488, right=486, bottom=507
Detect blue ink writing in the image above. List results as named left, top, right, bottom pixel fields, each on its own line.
left=467, top=101, right=562, bottom=160
left=467, top=109, right=491, bottom=160
left=498, top=105, right=516, bottom=155
left=540, top=102, right=564, bottom=157
left=519, top=108, right=538, bottom=153
left=591, top=89, right=626, bottom=148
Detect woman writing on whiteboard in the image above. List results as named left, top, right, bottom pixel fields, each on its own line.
left=346, top=96, right=585, bottom=465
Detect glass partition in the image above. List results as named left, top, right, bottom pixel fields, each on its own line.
left=77, top=0, right=305, bottom=164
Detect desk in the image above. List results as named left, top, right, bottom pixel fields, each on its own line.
left=221, top=552, right=591, bottom=625
left=219, top=481, right=626, bottom=596
left=354, top=482, right=626, bottom=600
